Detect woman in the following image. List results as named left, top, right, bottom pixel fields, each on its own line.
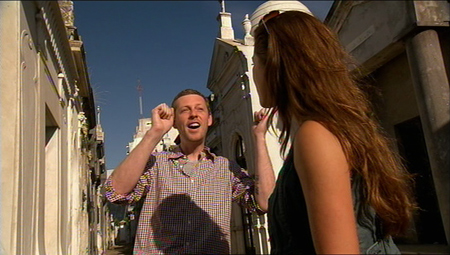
left=250, top=1, right=416, bottom=254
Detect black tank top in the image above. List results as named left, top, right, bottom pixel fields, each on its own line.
left=267, top=148, right=400, bottom=254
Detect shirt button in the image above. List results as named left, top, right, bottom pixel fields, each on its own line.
left=191, top=179, right=194, bottom=183
left=188, top=220, right=191, bottom=224
left=186, top=242, right=190, bottom=246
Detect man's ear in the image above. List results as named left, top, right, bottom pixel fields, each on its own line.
left=173, top=109, right=179, bottom=130
left=208, top=113, right=213, bottom=127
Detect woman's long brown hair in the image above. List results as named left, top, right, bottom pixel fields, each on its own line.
left=254, top=11, right=416, bottom=237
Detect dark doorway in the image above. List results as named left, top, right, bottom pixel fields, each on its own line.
left=395, top=116, right=446, bottom=244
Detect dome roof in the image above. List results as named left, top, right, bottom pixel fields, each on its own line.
left=250, top=1, right=313, bottom=35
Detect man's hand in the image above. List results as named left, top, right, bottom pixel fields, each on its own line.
left=253, top=108, right=270, bottom=139
left=150, top=103, right=174, bottom=137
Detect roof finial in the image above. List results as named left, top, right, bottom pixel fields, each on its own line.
left=219, top=0, right=225, bottom=13
left=243, top=14, right=251, bottom=35
left=217, top=0, right=234, bottom=40
left=242, top=14, right=254, bottom=46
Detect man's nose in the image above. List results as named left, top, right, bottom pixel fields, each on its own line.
left=189, top=110, right=198, bottom=118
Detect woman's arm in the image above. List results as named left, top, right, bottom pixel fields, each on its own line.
left=252, top=109, right=276, bottom=212
left=293, top=120, right=359, bottom=254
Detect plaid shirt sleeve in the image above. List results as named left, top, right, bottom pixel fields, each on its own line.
left=229, top=159, right=265, bottom=214
left=104, top=154, right=156, bottom=204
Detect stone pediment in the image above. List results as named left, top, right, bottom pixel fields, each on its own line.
left=325, top=1, right=449, bottom=76
left=207, top=38, right=243, bottom=92
left=326, top=1, right=411, bottom=75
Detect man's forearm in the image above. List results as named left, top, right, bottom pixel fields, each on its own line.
left=254, top=135, right=276, bottom=212
left=111, top=129, right=163, bottom=194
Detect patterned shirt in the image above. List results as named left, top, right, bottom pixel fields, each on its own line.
left=104, top=146, right=261, bottom=254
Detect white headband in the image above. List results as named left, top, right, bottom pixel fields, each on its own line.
left=250, top=0, right=314, bottom=36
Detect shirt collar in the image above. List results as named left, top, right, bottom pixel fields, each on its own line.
left=168, top=145, right=216, bottom=161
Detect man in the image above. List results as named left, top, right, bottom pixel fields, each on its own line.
left=105, top=89, right=275, bottom=254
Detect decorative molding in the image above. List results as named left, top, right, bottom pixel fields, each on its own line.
left=39, top=6, right=71, bottom=95
left=36, top=2, right=79, bottom=99
left=345, top=25, right=374, bottom=53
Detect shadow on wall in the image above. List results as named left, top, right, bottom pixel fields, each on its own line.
left=151, top=194, right=229, bottom=254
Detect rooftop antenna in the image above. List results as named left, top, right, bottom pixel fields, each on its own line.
left=137, top=79, right=143, bottom=117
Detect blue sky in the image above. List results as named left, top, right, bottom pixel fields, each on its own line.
left=74, top=1, right=334, bottom=170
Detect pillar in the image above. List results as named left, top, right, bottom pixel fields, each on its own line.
left=406, top=29, right=450, bottom=244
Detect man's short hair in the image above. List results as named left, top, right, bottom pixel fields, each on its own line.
left=171, top=89, right=211, bottom=113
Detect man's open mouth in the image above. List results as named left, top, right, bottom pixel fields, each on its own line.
left=188, top=122, right=200, bottom=129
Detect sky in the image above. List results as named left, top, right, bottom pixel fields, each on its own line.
left=74, top=1, right=334, bottom=170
